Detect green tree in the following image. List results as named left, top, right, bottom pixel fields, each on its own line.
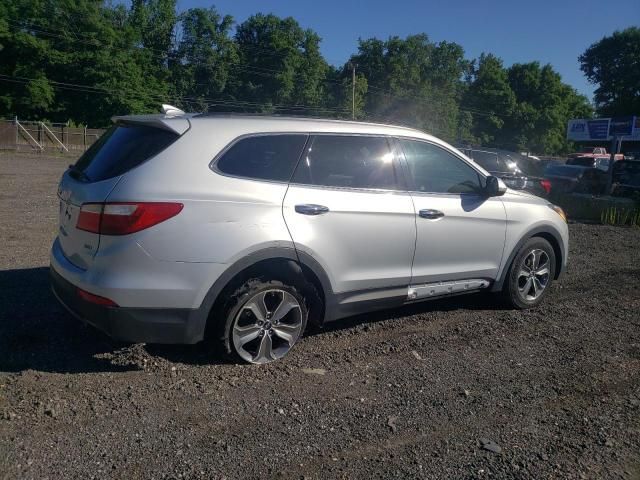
left=349, top=34, right=468, bottom=140
left=580, top=27, right=640, bottom=116
left=0, top=0, right=170, bottom=125
left=505, top=62, right=592, bottom=153
left=170, top=7, right=237, bottom=111
left=233, top=13, right=329, bottom=114
left=462, top=53, right=516, bottom=146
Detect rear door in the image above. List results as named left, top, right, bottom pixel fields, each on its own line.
left=397, top=138, right=506, bottom=285
left=57, top=123, right=180, bottom=269
left=283, top=134, right=415, bottom=294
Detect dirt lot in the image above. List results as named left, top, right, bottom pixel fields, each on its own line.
left=1, top=153, right=639, bottom=480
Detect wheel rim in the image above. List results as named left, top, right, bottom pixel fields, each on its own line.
left=516, top=248, right=550, bottom=302
left=232, top=289, right=303, bottom=364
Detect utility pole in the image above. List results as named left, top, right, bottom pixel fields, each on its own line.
left=350, top=62, right=356, bottom=120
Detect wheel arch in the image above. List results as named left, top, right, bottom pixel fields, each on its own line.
left=191, top=247, right=333, bottom=342
left=491, top=225, right=565, bottom=292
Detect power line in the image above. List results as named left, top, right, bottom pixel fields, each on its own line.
left=5, top=18, right=514, bottom=122
left=0, top=74, right=352, bottom=115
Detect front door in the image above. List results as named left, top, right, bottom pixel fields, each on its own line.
left=396, top=138, right=507, bottom=285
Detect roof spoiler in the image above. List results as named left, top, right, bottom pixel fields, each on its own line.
left=111, top=105, right=190, bottom=135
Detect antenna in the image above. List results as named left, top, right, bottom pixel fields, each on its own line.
left=161, top=104, right=185, bottom=116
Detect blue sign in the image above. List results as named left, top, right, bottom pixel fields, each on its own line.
left=609, top=116, right=635, bottom=137
left=587, top=119, right=610, bottom=140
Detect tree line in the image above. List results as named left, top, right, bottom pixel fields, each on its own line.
left=0, top=1, right=637, bottom=155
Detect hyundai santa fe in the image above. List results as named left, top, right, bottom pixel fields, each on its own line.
left=50, top=108, right=569, bottom=364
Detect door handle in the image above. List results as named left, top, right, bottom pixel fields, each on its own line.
left=419, top=209, right=444, bottom=219
left=295, top=204, right=330, bottom=216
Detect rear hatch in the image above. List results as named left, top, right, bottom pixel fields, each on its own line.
left=57, top=116, right=188, bottom=270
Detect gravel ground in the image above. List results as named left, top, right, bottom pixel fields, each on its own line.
left=1, top=153, right=639, bottom=480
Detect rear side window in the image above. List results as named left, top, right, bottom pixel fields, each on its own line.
left=400, top=139, right=483, bottom=194
left=74, top=124, right=179, bottom=182
left=216, top=134, right=307, bottom=182
left=291, top=135, right=400, bottom=190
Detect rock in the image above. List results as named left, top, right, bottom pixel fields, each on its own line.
left=277, top=408, right=285, bottom=415
left=387, top=416, right=398, bottom=433
left=479, top=438, right=502, bottom=454
left=605, top=439, right=615, bottom=447
left=462, top=389, right=471, bottom=397
left=2, top=411, right=17, bottom=421
left=302, top=368, right=326, bottom=376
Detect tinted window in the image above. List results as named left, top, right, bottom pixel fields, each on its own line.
left=292, top=135, right=400, bottom=190
left=567, top=157, right=595, bottom=167
left=216, top=134, right=307, bottom=182
left=471, top=150, right=499, bottom=171
left=400, top=140, right=483, bottom=194
left=74, top=124, right=179, bottom=182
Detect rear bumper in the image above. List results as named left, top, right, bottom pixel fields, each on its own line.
left=50, top=266, right=204, bottom=344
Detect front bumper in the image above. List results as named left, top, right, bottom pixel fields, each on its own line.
left=50, top=266, right=203, bottom=344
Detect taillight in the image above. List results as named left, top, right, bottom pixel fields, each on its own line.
left=76, top=203, right=102, bottom=233
left=540, top=179, right=551, bottom=194
left=76, top=202, right=183, bottom=235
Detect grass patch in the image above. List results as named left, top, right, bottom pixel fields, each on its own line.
left=554, top=193, right=638, bottom=226
left=600, top=206, right=640, bottom=226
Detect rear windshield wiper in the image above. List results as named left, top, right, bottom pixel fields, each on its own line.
left=68, top=164, right=91, bottom=182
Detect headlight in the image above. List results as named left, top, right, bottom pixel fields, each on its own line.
left=548, top=204, right=567, bottom=223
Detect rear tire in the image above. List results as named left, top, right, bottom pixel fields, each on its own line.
left=212, top=278, right=308, bottom=364
left=502, top=237, right=556, bottom=309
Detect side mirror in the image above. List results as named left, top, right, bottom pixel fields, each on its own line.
left=484, top=175, right=507, bottom=197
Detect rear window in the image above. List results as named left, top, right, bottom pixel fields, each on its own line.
left=74, top=124, right=179, bottom=182
left=470, top=150, right=499, bottom=171
left=215, top=134, right=308, bottom=182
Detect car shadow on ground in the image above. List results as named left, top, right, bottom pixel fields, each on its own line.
left=0, top=267, right=137, bottom=374
left=0, top=266, right=511, bottom=373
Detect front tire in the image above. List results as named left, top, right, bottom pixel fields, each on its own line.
left=214, top=279, right=308, bottom=364
left=502, top=237, right=556, bottom=309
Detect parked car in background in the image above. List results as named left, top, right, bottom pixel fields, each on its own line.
left=612, top=160, right=640, bottom=198
left=543, top=163, right=607, bottom=196
left=568, top=147, right=623, bottom=161
left=458, top=147, right=549, bottom=197
left=50, top=111, right=569, bottom=364
left=566, top=156, right=611, bottom=172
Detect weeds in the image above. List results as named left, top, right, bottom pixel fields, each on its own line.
left=600, top=206, right=640, bottom=226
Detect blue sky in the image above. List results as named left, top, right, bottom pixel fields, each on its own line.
left=174, top=0, right=639, bottom=101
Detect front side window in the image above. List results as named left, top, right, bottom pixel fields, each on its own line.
left=400, top=139, right=483, bottom=194
left=216, top=134, right=308, bottom=182
left=291, top=135, right=400, bottom=190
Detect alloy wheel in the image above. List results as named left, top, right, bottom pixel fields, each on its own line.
left=516, top=249, right=550, bottom=302
left=232, top=289, right=303, bottom=364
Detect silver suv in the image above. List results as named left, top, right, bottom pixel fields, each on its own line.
left=51, top=110, right=569, bottom=364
